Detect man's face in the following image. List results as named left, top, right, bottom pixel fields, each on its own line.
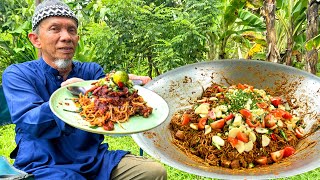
left=36, top=16, right=79, bottom=66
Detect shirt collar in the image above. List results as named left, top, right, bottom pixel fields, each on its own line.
left=39, top=57, right=76, bottom=77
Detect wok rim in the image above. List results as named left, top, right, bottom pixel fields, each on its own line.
left=132, top=59, right=320, bottom=179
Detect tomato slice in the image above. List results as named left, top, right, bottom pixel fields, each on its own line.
left=270, top=150, right=284, bottom=162
left=198, top=117, right=208, bottom=130
left=283, top=146, right=295, bottom=158
left=271, top=109, right=283, bottom=118
left=237, top=83, right=253, bottom=90
left=224, top=113, right=234, bottom=121
left=181, top=113, right=191, bottom=126
left=246, top=118, right=260, bottom=128
left=282, top=111, right=292, bottom=120
left=210, top=119, right=225, bottom=129
left=257, top=102, right=268, bottom=109
left=271, top=109, right=292, bottom=120
left=264, top=113, right=277, bottom=128
left=271, top=97, right=282, bottom=107
left=227, top=137, right=239, bottom=147
left=236, top=132, right=249, bottom=143
left=239, top=109, right=252, bottom=119
left=255, top=156, right=268, bottom=165
left=237, top=83, right=246, bottom=90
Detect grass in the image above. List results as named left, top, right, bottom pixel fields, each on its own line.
left=1, top=124, right=319, bottom=180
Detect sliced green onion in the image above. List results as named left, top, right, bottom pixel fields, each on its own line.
left=63, top=109, right=80, bottom=113
left=280, top=129, right=288, bottom=141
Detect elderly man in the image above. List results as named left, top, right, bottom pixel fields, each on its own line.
left=2, top=0, right=167, bottom=179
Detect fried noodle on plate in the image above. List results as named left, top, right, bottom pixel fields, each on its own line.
left=73, top=74, right=153, bottom=131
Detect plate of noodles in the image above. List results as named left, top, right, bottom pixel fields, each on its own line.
left=49, top=79, right=169, bottom=135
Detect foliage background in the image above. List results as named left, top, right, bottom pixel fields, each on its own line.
left=2, top=0, right=319, bottom=83
left=1, top=0, right=320, bottom=179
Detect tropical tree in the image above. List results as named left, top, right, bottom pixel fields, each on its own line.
left=275, top=0, right=307, bottom=66
left=305, top=0, right=319, bottom=74
left=263, top=0, right=280, bottom=63
left=76, top=0, right=218, bottom=77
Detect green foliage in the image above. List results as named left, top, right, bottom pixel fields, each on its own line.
left=0, top=0, right=36, bottom=83
left=0, top=0, right=319, bottom=83
left=275, top=0, right=307, bottom=58
left=305, top=34, right=320, bottom=51
left=75, top=0, right=218, bottom=77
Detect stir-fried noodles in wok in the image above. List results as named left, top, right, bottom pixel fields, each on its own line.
left=70, top=73, right=153, bottom=131
left=169, top=83, right=305, bottom=169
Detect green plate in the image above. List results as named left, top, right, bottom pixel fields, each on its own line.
left=49, top=80, right=169, bottom=135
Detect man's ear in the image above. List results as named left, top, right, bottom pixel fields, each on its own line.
left=28, top=33, right=41, bottom=48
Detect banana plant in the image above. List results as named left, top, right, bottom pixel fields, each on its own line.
left=275, top=0, right=308, bottom=66
left=207, top=0, right=266, bottom=60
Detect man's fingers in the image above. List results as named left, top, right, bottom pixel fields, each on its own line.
left=129, top=74, right=151, bottom=85
left=61, top=78, right=84, bottom=87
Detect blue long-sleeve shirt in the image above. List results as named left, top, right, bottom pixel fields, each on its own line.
left=2, top=58, right=128, bottom=180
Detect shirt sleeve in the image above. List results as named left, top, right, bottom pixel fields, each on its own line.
left=77, top=62, right=106, bottom=80
left=2, top=66, right=74, bottom=139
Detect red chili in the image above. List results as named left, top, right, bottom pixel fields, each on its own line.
left=270, top=133, right=277, bottom=141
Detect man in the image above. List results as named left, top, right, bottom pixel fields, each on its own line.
left=2, top=0, right=167, bottom=179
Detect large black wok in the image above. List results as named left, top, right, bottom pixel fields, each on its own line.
left=131, top=59, right=320, bottom=179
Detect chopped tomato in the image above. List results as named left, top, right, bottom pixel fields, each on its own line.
left=257, top=102, right=268, bottom=109
left=239, top=109, right=252, bottom=119
left=271, top=97, right=282, bottom=107
left=272, top=109, right=292, bottom=120
left=210, top=119, right=225, bottom=129
left=208, top=110, right=216, bottom=120
left=271, top=109, right=286, bottom=118
left=295, top=127, right=304, bottom=139
left=246, top=84, right=254, bottom=91
left=255, top=156, right=268, bottom=165
left=237, top=83, right=253, bottom=90
left=198, top=117, right=208, bottom=130
left=224, top=113, right=234, bottom=121
left=270, top=150, right=284, bottom=162
left=264, top=113, right=277, bottom=128
left=282, top=111, right=292, bottom=120
left=181, top=113, right=191, bottom=126
left=236, top=132, right=249, bottom=143
left=283, top=146, right=295, bottom=158
left=246, top=118, right=260, bottom=128
left=227, top=137, right=238, bottom=147
left=237, top=83, right=246, bottom=90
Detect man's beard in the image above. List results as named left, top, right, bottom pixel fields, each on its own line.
left=54, top=59, right=72, bottom=69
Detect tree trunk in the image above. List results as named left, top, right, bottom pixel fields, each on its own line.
left=263, top=0, right=280, bottom=63
left=285, top=33, right=293, bottom=66
left=305, top=0, right=319, bottom=74
left=207, top=32, right=216, bottom=60
left=219, top=37, right=227, bottom=59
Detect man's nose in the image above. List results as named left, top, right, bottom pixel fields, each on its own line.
left=60, top=29, right=72, bottom=41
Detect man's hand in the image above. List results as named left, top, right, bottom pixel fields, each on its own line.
left=129, top=74, right=151, bottom=85
left=61, top=78, right=84, bottom=87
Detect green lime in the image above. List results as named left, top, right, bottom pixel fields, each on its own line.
left=112, top=70, right=129, bottom=84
